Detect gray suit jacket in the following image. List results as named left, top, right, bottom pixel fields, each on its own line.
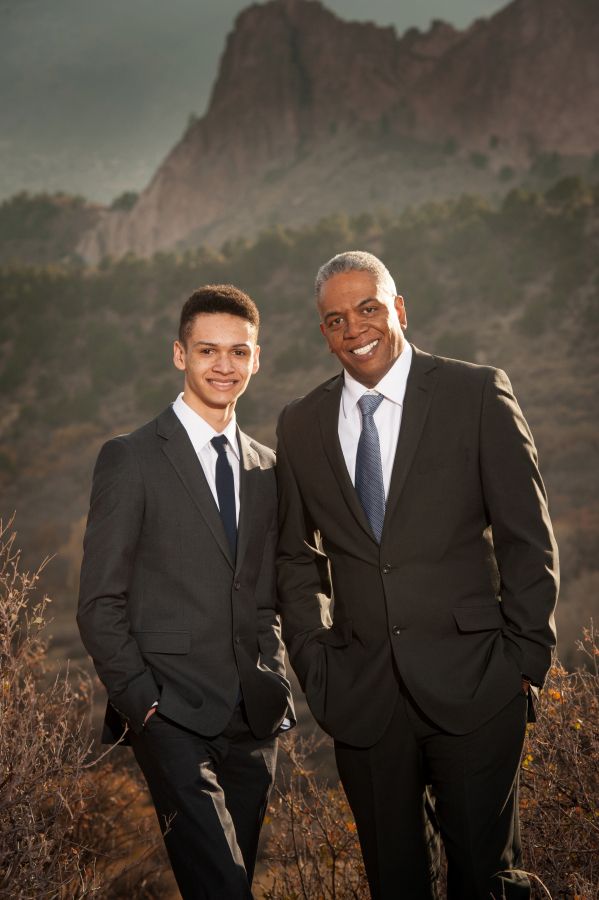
left=78, top=405, right=293, bottom=743
left=276, top=346, right=558, bottom=746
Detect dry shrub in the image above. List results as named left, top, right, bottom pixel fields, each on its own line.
left=260, top=628, right=599, bottom=900
left=2, top=510, right=596, bottom=899
left=0, top=517, right=170, bottom=898
left=260, top=735, right=368, bottom=899
left=520, top=625, right=599, bottom=900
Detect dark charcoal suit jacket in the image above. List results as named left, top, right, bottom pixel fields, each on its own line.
left=78, top=405, right=293, bottom=743
left=276, top=346, right=558, bottom=747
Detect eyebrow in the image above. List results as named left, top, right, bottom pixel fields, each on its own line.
left=191, top=340, right=251, bottom=348
left=323, top=297, right=379, bottom=324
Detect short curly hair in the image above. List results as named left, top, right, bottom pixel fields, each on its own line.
left=179, top=284, right=259, bottom=345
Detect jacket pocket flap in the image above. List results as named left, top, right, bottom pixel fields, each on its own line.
left=134, top=631, right=191, bottom=654
left=453, top=605, right=504, bottom=632
left=317, top=620, right=353, bottom=648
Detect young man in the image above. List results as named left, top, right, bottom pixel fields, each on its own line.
left=78, top=285, right=293, bottom=900
left=276, top=251, right=558, bottom=899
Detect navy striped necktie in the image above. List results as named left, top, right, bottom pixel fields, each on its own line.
left=211, top=435, right=237, bottom=557
left=355, top=393, right=386, bottom=542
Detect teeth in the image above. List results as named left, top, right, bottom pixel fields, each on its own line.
left=352, top=340, right=378, bottom=356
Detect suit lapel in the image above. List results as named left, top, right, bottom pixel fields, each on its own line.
left=384, top=347, right=438, bottom=528
left=317, top=375, right=375, bottom=541
left=236, top=428, right=261, bottom=573
left=157, top=407, right=234, bottom=569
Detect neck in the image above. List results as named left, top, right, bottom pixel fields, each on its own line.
left=181, top=390, right=235, bottom=432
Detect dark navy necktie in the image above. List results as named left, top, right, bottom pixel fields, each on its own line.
left=355, top=393, right=386, bottom=542
left=211, top=435, right=237, bottom=557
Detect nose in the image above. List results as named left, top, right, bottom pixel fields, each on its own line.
left=212, top=352, right=234, bottom=372
left=343, top=312, right=367, bottom=339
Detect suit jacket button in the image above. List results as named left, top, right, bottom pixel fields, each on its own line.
left=382, top=564, right=391, bottom=575
left=234, top=581, right=241, bottom=590
left=234, top=635, right=241, bottom=644
left=391, top=625, right=401, bottom=636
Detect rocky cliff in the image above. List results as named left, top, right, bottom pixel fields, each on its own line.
left=78, top=0, right=599, bottom=261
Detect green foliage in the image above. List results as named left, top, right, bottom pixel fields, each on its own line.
left=110, top=191, right=139, bottom=212
left=544, top=176, right=588, bottom=208
left=135, top=374, right=180, bottom=418
left=36, top=388, right=101, bottom=427
left=288, top=214, right=353, bottom=275
left=273, top=336, right=323, bottom=375
left=87, top=322, right=134, bottom=391
left=469, top=151, right=488, bottom=169
left=435, top=329, right=477, bottom=361
left=0, top=177, right=597, bottom=454
left=589, top=151, right=599, bottom=180
left=235, top=389, right=259, bottom=425
left=0, top=192, right=64, bottom=241
left=530, top=151, right=562, bottom=182
left=517, top=297, right=551, bottom=337
left=350, top=212, right=375, bottom=238
left=0, top=191, right=96, bottom=265
left=0, top=450, right=16, bottom=476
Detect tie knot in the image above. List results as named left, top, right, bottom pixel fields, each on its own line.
left=358, top=393, right=384, bottom=419
left=211, top=435, right=228, bottom=455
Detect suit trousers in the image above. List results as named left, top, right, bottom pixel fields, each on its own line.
left=334, top=682, right=530, bottom=900
left=130, top=702, right=277, bottom=900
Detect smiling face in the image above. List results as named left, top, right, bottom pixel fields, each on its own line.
left=318, top=269, right=407, bottom=388
left=173, top=312, right=260, bottom=425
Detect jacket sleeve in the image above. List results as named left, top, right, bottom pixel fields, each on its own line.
left=479, top=368, right=559, bottom=686
left=255, top=510, right=286, bottom=677
left=77, top=437, right=159, bottom=732
left=275, top=407, right=334, bottom=689
left=254, top=508, right=296, bottom=724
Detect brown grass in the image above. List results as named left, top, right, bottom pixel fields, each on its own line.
left=2, top=514, right=596, bottom=898
left=258, top=631, right=599, bottom=900
left=0, top=517, right=172, bottom=898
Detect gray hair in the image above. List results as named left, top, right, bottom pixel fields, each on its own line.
left=315, top=250, right=397, bottom=301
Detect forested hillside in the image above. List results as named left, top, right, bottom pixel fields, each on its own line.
left=1, top=177, right=597, bottom=664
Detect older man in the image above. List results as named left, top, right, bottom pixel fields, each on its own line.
left=276, top=251, right=558, bottom=899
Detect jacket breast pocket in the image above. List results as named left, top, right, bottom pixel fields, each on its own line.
left=133, top=631, right=191, bottom=654
left=453, top=604, right=504, bottom=633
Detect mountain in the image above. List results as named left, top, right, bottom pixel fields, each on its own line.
left=77, top=0, right=599, bottom=262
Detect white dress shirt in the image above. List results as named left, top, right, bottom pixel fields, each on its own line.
left=338, top=343, right=413, bottom=496
left=172, top=393, right=240, bottom=522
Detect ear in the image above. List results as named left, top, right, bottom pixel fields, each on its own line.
left=252, top=344, right=261, bottom=375
left=395, top=295, right=407, bottom=330
left=173, top=340, right=186, bottom=372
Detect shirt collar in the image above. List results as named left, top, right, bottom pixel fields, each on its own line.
left=341, top=342, right=413, bottom=419
left=172, top=393, right=239, bottom=458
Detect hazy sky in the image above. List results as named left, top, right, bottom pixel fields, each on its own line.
left=0, top=0, right=508, bottom=201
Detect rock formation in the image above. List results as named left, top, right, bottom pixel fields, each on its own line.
left=78, top=0, right=599, bottom=261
